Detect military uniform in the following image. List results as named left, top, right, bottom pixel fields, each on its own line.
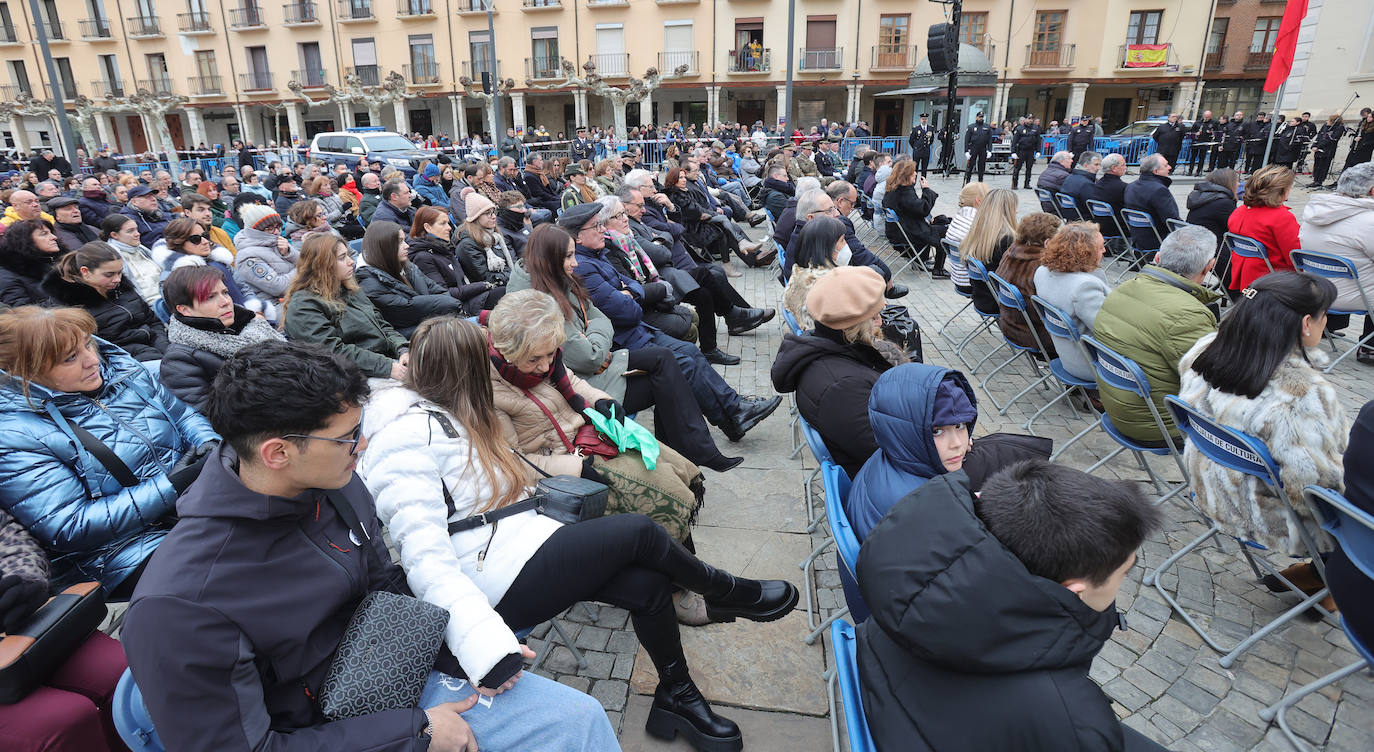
left=908, top=123, right=934, bottom=177
left=963, top=119, right=993, bottom=184
left=1010, top=123, right=1042, bottom=189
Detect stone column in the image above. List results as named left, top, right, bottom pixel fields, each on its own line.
left=393, top=99, right=409, bottom=133
left=186, top=107, right=209, bottom=147
left=337, top=103, right=354, bottom=129
left=775, top=84, right=788, bottom=128
left=450, top=95, right=466, bottom=138
left=234, top=104, right=258, bottom=145
left=1066, top=82, right=1089, bottom=121
left=573, top=89, right=588, bottom=128
left=846, top=83, right=864, bottom=123
left=284, top=103, right=302, bottom=143
left=94, top=112, right=114, bottom=149
left=138, top=113, right=163, bottom=154
left=706, top=86, right=720, bottom=125
left=640, top=88, right=652, bottom=127
left=993, top=81, right=1013, bottom=121
left=510, top=92, right=527, bottom=132
left=9, top=115, right=28, bottom=154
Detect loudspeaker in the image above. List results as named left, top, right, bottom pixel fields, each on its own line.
left=927, top=23, right=959, bottom=75
left=481, top=72, right=492, bottom=95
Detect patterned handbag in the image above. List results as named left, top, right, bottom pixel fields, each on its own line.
left=317, top=590, right=449, bottom=721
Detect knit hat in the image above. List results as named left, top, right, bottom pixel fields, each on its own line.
left=465, top=192, right=496, bottom=219
left=931, top=374, right=977, bottom=428
left=423, top=163, right=441, bottom=180
left=240, top=203, right=280, bottom=230
left=805, top=266, right=886, bottom=331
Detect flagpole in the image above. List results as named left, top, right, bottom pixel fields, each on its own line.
left=1262, top=81, right=1286, bottom=166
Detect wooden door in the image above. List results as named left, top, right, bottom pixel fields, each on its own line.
left=127, top=115, right=147, bottom=153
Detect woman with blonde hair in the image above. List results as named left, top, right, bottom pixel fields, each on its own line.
left=358, top=312, right=796, bottom=750
left=945, top=181, right=992, bottom=293
left=1226, top=164, right=1298, bottom=291
left=281, top=233, right=409, bottom=380
left=961, top=187, right=1019, bottom=314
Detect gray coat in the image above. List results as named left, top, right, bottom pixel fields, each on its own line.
left=507, top=264, right=629, bottom=402
left=1031, top=267, right=1111, bottom=382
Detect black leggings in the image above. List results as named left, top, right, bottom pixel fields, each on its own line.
left=622, top=346, right=726, bottom=465
left=494, top=515, right=705, bottom=678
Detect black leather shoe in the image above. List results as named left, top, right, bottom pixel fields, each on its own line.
left=1357, top=346, right=1374, bottom=365
left=720, top=395, right=782, bottom=442
left=702, top=348, right=741, bottom=366
left=725, top=307, right=775, bottom=335
left=747, top=213, right=766, bottom=227
left=704, top=575, right=800, bottom=623
left=704, top=454, right=745, bottom=472
left=931, top=269, right=951, bottom=280
left=884, top=284, right=909, bottom=299
left=646, top=676, right=742, bottom=752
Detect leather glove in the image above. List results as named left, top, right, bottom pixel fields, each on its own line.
left=168, top=454, right=210, bottom=494
left=580, top=456, right=605, bottom=484
left=0, top=574, right=49, bottom=634
left=594, top=399, right=625, bottom=425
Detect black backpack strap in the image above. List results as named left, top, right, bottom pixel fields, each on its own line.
left=67, top=421, right=139, bottom=488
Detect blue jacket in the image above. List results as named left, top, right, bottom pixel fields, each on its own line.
left=572, top=242, right=653, bottom=350
left=846, top=363, right=977, bottom=542
left=0, top=339, right=217, bottom=589
left=119, top=204, right=170, bottom=248
left=411, top=171, right=448, bottom=208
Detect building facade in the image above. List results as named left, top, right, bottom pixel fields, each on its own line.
left=0, top=0, right=1349, bottom=155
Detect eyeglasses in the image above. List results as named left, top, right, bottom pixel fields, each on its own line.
left=610, top=211, right=627, bottom=220
left=282, top=422, right=364, bottom=455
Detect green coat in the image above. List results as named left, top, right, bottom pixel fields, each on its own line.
left=508, top=264, right=629, bottom=402
left=283, top=285, right=408, bottom=378
left=1091, top=266, right=1219, bottom=443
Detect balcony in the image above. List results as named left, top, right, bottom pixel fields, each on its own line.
left=1117, top=43, right=1176, bottom=70
left=177, top=10, right=213, bottom=33
left=345, top=65, right=380, bottom=85
left=125, top=15, right=162, bottom=37
left=1023, top=43, right=1075, bottom=69
left=799, top=47, right=842, bottom=71
left=336, top=0, right=373, bottom=20
left=55, top=81, right=78, bottom=100
left=1204, top=45, right=1226, bottom=71
left=0, top=84, right=28, bottom=99
left=282, top=2, right=320, bottom=25
left=461, top=59, right=497, bottom=80
left=228, top=5, right=267, bottom=28
left=136, top=77, right=176, bottom=95
left=521, top=0, right=560, bottom=9
left=239, top=71, right=274, bottom=91
left=0, top=24, right=18, bottom=44
left=40, top=21, right=65, bottom=40
left=1245, top=49, right=1274, bottom=71
left=397, top=0, right=434, bottom=16
left=454, top=0, right=492, bottom=14
left=90, top=78, right=125, bottom=98
left=728, top=48, right=770, bottom=73
left=526, top=56, right=562, bottom=80
left=871, top=44, right=916, bottom=71
left=586, top=0, right=628, bottom=7
left=187, top=75, right=223, bottom=96
left=403, top=62, right=441, bottom=86
left=587, top=53, right=629, bottom=77
left=657, top=50, right=698, bottom=74
left=292, top=69, right=329, bottom=88
left=79, top=18, right=114, bottom=40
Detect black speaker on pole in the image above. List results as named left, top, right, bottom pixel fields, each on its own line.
left=927, top=23, right=959, bottom=75
left=481, top=72, right=492, bottom=95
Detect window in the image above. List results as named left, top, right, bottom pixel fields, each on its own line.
left=135, top=0, right=155, bottom=18
left=531, top=27, right=558, bottom=77
left=960, top=12, right=988, bottom=49
left=352, top=38, right=378, bottom=84
left=1251, top=17, right=1281, bottom=52
left=733, top=19, right=763, bottom=71
left=146, top=53, right=168, bottom=81
left=0, top=3, right=15, bottom=31
left=803, top=16, right=838, bottom=69
left=98, top=54, right=119, bottom=84
left=53, top=57, right=75, bottom=99
left=662, top=20, right=693, bottom=71
left=1126, top=10, right=1163, bottom=44
left=594, top=24, right=626, bottom=75
left=1030, top=10, right=1065, bottom=66
left=8, top=60, right=30, bottom=94
left=467, top=30, right=491, bottom=78
left=299, top=41, right=323, bottom=84
left=247, top=46, right=269, bottom=74
left=877, top=14, right=909, bottom=67
left=39, top=0, right=59, bottom=36
left=1207, top=17, right=1228, bottom=53
left=410, top=33, right=437, bottom=81
left=193, top=50, right=217, bottom=91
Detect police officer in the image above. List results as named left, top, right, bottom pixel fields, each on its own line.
left=1217, top=111, right=1246, bottom=170
left=571, top=126, right=595, bottom=163
left=1151, top=113, right=1188, bottom=174
left=908, top=114, right=934, bottom=177
left=1186, top=110, right=1219, bottom=176
left=1010, top=116, right=1042, bottom=190
left=963, top=112, right=993, bottom=184
left=1067, top=116, right=1096, bottom=166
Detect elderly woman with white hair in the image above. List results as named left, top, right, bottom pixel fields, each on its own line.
left=1300, top=161, right=1374, bottom=364
left=772, top=176, right=823, bottom=250
left=594, top=195, right=700, bottom=344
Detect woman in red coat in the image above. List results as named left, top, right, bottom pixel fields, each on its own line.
left=1226, top=165, right=1299, bottom=292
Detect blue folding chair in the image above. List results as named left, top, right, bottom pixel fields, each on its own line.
left=1152, top=398, right=1337, bottom=668
left=881, top=208, right=929, bottom=276
left=1079, top=336, right=1188, bottom=504
left=1165, top=217, right=1189, bottom=233
left=1053, top=192, right=1084, bottom=221
left=347, top=237, right=364, bottom=254
left=979, top=272, right=1054, bottom=413
left=113, top=669, right=165, bottom=752
left=797, top=421, right=837, bottom=639
left=959, top=257, right=1005, bottom=374
left=828, top=621, right=878, bottom=752
left=1028, top=295, right=1100, bottom=437
left=782, top=306, right=805, bottom=336
left=1223, top=231, right=1271, bottom=288
left=804, top=461, right=865, bottom=647
left=1290, top=249, right=1374, bottom=371
left=1260, top=486, right=1374, bottom=750
left=1085, top=198, right=1131, bottom=263
left=1034, top=187, right=1060, bottom=217
left=935, top=238, right=983, bottom=349
left=1117, top=208, right=1161, bottom=281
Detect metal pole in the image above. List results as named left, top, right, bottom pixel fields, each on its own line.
left=27, top=0, right=77, bottom=160
left=1262, top=81, right=1285, bottom=166
left=486, top=5, right=502, bottom=140
left=784, top=0, right=795, bottom=130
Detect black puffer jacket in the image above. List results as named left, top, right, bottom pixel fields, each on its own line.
left=42, top=273, right=167, bottom=360
left=53, top=221, right=100, bottom=253
left=455, top=228, right=515, bottom=286
left=356, top=263, right=465, bottom=338
left=406, top=234, right=492, bottom=314
left=159, top=308, right=285, bottom=412
left=0, top=243, right=58, bottom=307
left=857, top=473, right=1127, bottom=752
left=1185, top=180, right=1237, bottom=246
left=882, top=183, right=939, bottom=251
left=770, top=325, right=894, bottom=479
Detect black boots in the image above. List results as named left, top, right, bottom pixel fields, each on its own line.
left=646, top=661, right=743, bottom=752
left=701, top=568, right=799, bottom=623
left=720, top=395, right=782, bottom=442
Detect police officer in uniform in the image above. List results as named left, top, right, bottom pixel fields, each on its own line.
left=1010, top=116, right=1042, bottom=189
left=1186, top=111, right=1219, bottom=176
left=1067, top=116, right=1096, bottom=166
left=963, top=112, right=993, bottom=185
left=571, top=126, right=595, bottom=163
left=908, top=114, right=934, bottom=177
left=1151, top=113, right=1188, bottom=173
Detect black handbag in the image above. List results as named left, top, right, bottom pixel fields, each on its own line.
left=316, top=590, right=448, bottom=721
left=0, top=582, right=107, bottom=705
left=880, top=304, right=924, bottom=363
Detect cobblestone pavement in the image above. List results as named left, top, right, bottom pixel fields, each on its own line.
left=515, top=171, right=1374, bottom=752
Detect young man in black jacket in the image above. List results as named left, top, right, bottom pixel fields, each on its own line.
left=121, top=341, right=618, bottom=752
left=857, top=459, right=1167, bottom=752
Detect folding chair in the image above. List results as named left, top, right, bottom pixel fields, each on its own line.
left=781, top=306, right=806, bottom=458
left=881, top=208, right=930, bottom=276
left=935, top=238, right=980, bottom=347
left=1085, top=198, right=1131, bottom=263
left=1290, top=249, right=1374, bottom=371
left=959, top=256, right=1006, bottom=373
left=1165, top=217, right=1189, bottom=233
left=797, top=420, right=837, bottom=638
left=1150, top=398, right=1336, bottom=668
left=804, top=461, right=862, bottom=645
left=1222, top=231, right=1272, bottom=288
left=980, top=272, right=1054, bottom=413
left=1053, top=192, right=1085, bottom=221
left=828, top=620, right=878, bottom=752
left=1028, top=295, right=1101, bottom=437
left=1034, top=187, right=1060, bottom=217
left=1117, top=209, right=1161, bottom=282
left=1079, top=335, right=1188, bottom=505
left=1259, top=486, right=1374, bottom=750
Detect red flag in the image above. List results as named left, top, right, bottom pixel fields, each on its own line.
left=1264, top=0, right=1309, bottom=93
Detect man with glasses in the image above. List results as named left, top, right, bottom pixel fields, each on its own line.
left=823, top=181, right=912, bottom=294
left=558, top=203, right=781, bottom=441
left=121, top=341, right=620, bottom=752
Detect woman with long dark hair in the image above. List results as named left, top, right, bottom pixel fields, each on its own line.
left=406, top=205, right=503, bottom=315
left=41, top=242, right=167, bottom=362
left=781, top=215, right=849, bottom=328
left=1179, top=271, right=1347, bottom=612
left=355, top=220, right=466, bottom=336
left=0, top=218, right=62, bottom=306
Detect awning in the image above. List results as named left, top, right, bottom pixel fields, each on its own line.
left=874, top=86, right=940, bottom=97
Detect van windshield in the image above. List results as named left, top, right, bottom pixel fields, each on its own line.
left=360, top=135, right=416, bottom=151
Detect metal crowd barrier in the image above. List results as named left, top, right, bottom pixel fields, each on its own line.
left=1036, top=134, right=1194, bottom=167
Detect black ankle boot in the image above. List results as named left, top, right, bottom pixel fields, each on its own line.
left=646, top=662, right=742, bottom=752
left=702, top=568, right=799, bottom=623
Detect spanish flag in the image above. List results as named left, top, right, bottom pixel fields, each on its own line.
left=1125, top=44, right=1168, bottom=68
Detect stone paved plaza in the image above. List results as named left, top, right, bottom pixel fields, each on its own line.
left=520, top=171, right=1374, bottom=752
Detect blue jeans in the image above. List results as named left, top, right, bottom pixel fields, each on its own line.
left=647, top=330, right=741, bottom=425
left=418, top=670, right=620, bottom=751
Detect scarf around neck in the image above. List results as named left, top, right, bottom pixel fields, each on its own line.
left=485, top=329, right=587, bottom=413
